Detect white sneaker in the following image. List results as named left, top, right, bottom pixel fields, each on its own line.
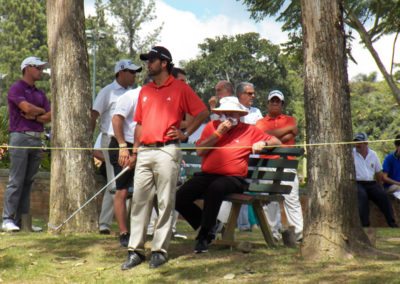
left=172, top=231, right=188, bottom=240
left=32, top=225, right=43, bottom=232
left=99, top=224, right=111, bottom=234
left=2, top=220, right=20, bottom=232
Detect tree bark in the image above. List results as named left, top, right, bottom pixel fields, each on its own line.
left=47, top=0, right=98, bottom=232
left=300, top=0, right=370, bottom=260
left=347, top=11, right=400, bottom=105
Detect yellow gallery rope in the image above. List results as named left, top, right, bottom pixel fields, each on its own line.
left=0, top=138, right=397, bottom=151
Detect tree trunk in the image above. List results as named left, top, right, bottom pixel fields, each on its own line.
left=47, top=0, right=98, bottom=232
left=300, top=0, right=370, bottom=260
left=347, top=11, right=400, bottom=105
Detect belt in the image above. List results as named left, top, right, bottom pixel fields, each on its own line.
left=141, top=139, right=179, bottom=147
left=357, top=181, right=377, bottom=185
left=20, top=131, right=43, bottom=138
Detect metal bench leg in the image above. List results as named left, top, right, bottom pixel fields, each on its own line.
left=253, top=201, right=275, bottom=247
left=222, top=202, right=241, bottom=243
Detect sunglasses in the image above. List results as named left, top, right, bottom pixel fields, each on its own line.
left=123, top=69, right=137, bottom=74
left=29, top=65, right=44, bottom=71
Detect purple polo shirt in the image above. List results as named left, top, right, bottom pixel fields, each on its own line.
left=8, top=80, right=50, bottom=132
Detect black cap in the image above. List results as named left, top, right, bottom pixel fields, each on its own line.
left=140, top=46, right=172, bottom=62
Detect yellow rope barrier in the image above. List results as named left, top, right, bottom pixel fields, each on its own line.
left=0, top=138, right=398, bottom=151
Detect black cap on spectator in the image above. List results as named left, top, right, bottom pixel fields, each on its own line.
left=140, top=46, right=172, bottom=62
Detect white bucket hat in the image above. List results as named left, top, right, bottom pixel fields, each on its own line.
left=212, top=96, right=249, bottom=116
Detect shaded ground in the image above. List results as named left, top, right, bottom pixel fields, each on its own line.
left=1, top=220, right=400, bottom=283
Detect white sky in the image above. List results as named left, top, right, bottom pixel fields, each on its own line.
left=85, top=0, right=399, bottom=81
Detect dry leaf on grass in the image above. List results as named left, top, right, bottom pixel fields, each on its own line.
left=223, top=273, right=235, bottom=280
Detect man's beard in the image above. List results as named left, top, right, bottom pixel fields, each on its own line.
left=148, top=67, right=162, bottom=77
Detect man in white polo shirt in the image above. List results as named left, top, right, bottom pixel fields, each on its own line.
left=353, top=132, right=397, bottom=227
left=91, top=59, right=142, bottom=234
left=108, top=84, right=141, bottom=247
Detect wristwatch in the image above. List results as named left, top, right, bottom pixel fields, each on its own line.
left=183, top=131, right=189, bottom=138
left=119, top=143, right=127, bottom=148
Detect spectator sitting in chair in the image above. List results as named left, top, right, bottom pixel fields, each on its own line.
left=175, top=96, right=281, bottom=253
left=353, top=132, right=397, bottom=227
left=382, top=134, right=400, bottom=197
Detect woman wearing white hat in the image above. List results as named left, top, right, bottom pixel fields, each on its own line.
left=175, top=96, right=281, bottom=253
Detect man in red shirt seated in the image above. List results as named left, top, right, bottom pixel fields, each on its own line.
left=175, top=96, right=281, bottom=253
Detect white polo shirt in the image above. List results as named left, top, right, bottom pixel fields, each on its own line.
left=92, top=80, right=131, bottom=134
left=107, top=87, right=140, bottom=143
left=210, top=106, right=263, bottom=124
left=242, top=106, right=263, bottom=125
left=353, top=147, right=382, bottom=181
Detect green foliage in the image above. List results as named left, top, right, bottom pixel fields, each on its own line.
left=0, top=105, right=8, bottom=144
left=86, top=0, right=162, bottom=95
left=0, top=0, right=48, bottom=96
left=183, top=33, right=290, bottom=111
left=240, top=0, right=400, bottom=41
left=346, top=0, right=400, bottom=41
left=108, top=0, right=162, bottom=58
left=353, top=71, right=378, bottom=83
left=0, top=105, right=9, bottom=168
left=350, top=78, right=400, bottom=158
left=239, top=0, right=400, bottom=86
left=86, top=0, right=124, bottom=96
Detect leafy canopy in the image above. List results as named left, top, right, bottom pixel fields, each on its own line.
left=183, top=32, right=289, bottom=111
left=0, top=0, right=48, bottom=92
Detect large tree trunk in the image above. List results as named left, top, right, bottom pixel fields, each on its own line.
left=47, top=0, right=97, bottom=232
left=300, top=0, right=370, bottom=260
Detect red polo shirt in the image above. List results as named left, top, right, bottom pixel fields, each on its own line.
left=197, top=121, right=273, bottom=177
left=134, top=75, right=206, bottom=144
left=256, top=114, right=297, bottom=159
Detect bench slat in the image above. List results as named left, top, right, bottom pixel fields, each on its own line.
left=247, top=171, right=296, bottom=182
left=185, top=167, right=202, bottom=176
left=248, top=159, right=298, bottom=169
left=225, top=193, right=284, bottom=203
left=247, top=184, right=292, bottom=194
left=182, top=154, right=202, bottom=164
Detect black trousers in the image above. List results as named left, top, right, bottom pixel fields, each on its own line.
left=175, top=173, right=247, bottom=233
left=357, top=181, right=397, bottom=227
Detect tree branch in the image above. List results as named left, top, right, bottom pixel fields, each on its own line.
left=390, top=31, right=399, bottom=76
left=346, top=9, right=400, bottom=105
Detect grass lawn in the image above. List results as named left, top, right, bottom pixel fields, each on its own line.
left=2, top=219, right=400, bottom=283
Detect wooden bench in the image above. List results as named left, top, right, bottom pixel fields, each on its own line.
left=180, top=143, right=304, bottom=247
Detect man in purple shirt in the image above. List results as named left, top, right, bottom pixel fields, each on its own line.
left=2, top=56, right=51, bottom=232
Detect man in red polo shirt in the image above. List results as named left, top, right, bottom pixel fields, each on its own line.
left=121, top=46, right=208, bottom=270
left=175, top=96, right=281, bottom=253
left=255, top=90, right=303, bottom=242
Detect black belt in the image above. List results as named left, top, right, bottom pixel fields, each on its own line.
left=357, top=181, right=377, bottom=185
left=141, top=139, right=179, bottom=147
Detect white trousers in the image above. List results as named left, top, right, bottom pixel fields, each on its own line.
left=147, top=208, right=179, bottom=235
left=128, top=145, right=181, bottom=254
left=99, top=133, right=115, bottom=227
left=264, top=173, right=303, bottom=240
